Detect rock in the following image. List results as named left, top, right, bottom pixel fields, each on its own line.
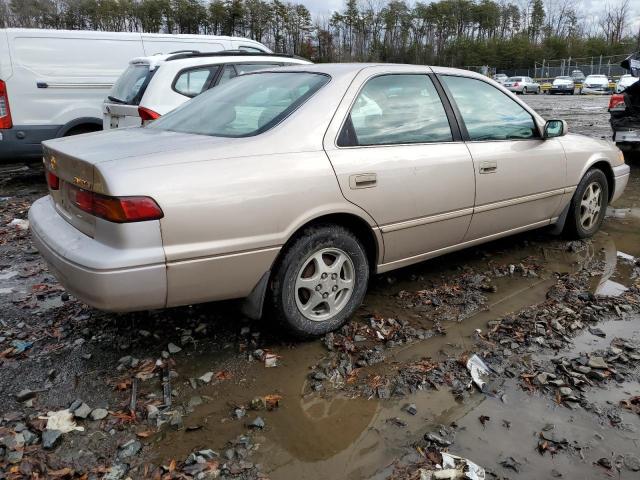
left=198, top=372, right=213, bottom=384
left=73, top=403, right=91, bottom=419
left=118, top=439, right=142, bottom=460
left=559, top=387, right=573, bottom=397
left=597, top=458, right=612, bottom=469
left=536, top=373, right=549, bottom=385
left=15, top=389, right=37, bottom=402
left=404, top=403, right=418, bottom=415
left=588, top=327, right=606, bottom=338
left=42, top=429, right=62, bottom=449
left=22, top=430, right=38, bottom=445
left=90, top=408, right=108, bottom=421
left=249, top=417, right=265, bottom=429
left=424, top=432, right=451, bottom=447
left=167, top=343, right=182, bottom=354
left=6, top=449, right=23, bottom=464
left=104, top=463, right=128, bottom=480
left=188, top=396, right=203, bottom=408
left=623, top=454, right=640, bottom=472
left=169, top=411, right=183, bottom=430
left=588, top=356, right=608, bottom=369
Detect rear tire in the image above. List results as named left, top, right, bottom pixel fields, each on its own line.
left=563, top=169, right=609, bottom=239
left=523, top=87, right=528, bottom=94
left=270, top=224, right=369, bottom=337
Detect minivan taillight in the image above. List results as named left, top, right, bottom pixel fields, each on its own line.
left=69, top=185, right=163, bottom=223
left=0, top=80, right=12, bottom=129
left=513, top=82, right=520, bottom=87
left=46, top=170, right=60, bottom=190
left=609, top=94, right=625, bottom=111
left=138, top=106, right=160, bottom=123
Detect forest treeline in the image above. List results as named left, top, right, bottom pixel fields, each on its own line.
left=1, top=0, right=638, bottom=71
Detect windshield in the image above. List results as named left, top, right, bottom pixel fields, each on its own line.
left=149, top=72, right=329, bottom=138
left=555, top=77, right=570, bottom=80
left=108, top=63, right=151, bottom=105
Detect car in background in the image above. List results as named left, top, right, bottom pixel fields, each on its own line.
left=571, top=70, right=586, bottom=83
left=103, top=51, right=311, bottom=129
left=503, top=76, right=540, bottom=94
left=581, top=75, right=611, bottom=94
left=493, top=73, right=508, bottom=84
left=549, top=76, right=575, bottom=94
left=616, top=74, right=639, bottom=93
left=30, top=64, right=629, bottom=337
left=0, top=28, right=270, bottom=161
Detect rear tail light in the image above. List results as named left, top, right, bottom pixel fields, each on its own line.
left=46, top=170, right=60, bottom=190
left=138, top=106, right=160, bottom=123
left=69, top=184, right=163, bottom=223
left=0, top=80, right=12, bottom=129
left=609, top=94, right=625, bottom=111
left=514, top=82, right=520, bottom=87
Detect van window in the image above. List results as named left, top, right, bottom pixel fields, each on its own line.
left=239, top=46, right=265, bottom=53
left=142, top=41, right=224, bottom=56
left=13, top=37, right=144, bottom=77
left=109, top=64, right=151, bottom=105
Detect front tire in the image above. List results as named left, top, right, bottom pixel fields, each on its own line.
left=270, top=224, right=369, bottom=337
left=563, top=169, right=609, bottom=239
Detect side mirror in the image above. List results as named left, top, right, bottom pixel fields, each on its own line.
left=543, top=119, right=567, bottom=139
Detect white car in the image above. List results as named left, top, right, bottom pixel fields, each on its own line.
left=503, top=76, right=540, bottom=94
left=0, top=28, right=270, bottom=161
left=616, top=74, right=639, bottom=93
left=103, top=51, right=311, bottom=129
left=581, top=75, right=611, bottom=94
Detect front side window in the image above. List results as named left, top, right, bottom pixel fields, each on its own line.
left=339, top=74, right=452, bottom=146
left=149, top=72, right=329, bottom=138
left=174, top=66, right=218, bottom=97
left=442, top=75, right=539, bottom=141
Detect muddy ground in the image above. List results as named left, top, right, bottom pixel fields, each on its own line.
left=1, top=94, right=639, bottom=480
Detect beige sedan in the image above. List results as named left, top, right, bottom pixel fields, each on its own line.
left=29, top=64, right=630, bottom=336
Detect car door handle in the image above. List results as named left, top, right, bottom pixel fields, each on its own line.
left=349, top=173, right=377, bottom=189
left=479, top=161, right=497, bottom=174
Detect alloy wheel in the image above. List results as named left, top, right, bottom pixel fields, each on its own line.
left=295, top=248, right=355, bottom=322
left=579, top=182, right=603, bottom=230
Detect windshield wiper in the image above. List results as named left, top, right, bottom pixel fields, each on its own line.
left=107, top=95, right=126, bottom=104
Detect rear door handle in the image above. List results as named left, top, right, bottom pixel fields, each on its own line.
left=349, top=173, right=377, bottom=189
left=479, top=161, right=497, bottom=174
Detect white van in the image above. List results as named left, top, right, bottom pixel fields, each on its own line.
left=0, top=28, right=270, bottom=161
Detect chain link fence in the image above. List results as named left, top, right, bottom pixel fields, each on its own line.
left=466, top=53, right=633, bottom=81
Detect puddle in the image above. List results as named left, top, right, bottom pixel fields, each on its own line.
left=150, top=194, right=640, bottom=479
left=571, top=317, right=640, bottom=354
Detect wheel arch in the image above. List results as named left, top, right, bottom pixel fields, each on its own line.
left=587, top=160, right=615, bottom=201
left=56, top=117, right=103, bottom=137
left=241, top=211, right=383, bottom=321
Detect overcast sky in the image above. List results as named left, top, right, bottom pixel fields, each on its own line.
left=302, top=0, right=640, bottom=35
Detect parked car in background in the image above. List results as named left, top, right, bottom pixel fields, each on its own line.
left=610, top=78, right=640, bottom=150
left=548, top=76, right=575, bottom=94
left=580, top=75, right=611, bottom=94
left=616, top=74, right=639, bottom=93
left=30, top=64, right=629, bottom=337
left=492, top=73, right=508, bottom=84
left=571, top=70, right=586, bottom=83
left=103, top=51, right=311, bottom=129
left=0, top=28, right=270, bottom=161
left=503, top=76, right=540, bottom=94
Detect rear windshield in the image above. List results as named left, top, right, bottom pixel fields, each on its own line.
left=108, top=64, right=151, bottom=105
left=507, top=77, right=522, bottom=81
left=149, top=72, right=329, bottom=138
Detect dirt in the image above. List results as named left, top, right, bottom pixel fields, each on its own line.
left=1, top=94, right=640, bottom=479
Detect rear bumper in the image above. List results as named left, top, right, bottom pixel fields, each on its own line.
left=0, top=125, right=61, bottom=161
left=581, top=87, right=609, bottom=94
left=29, top=196, right=167, bottom=311
left=611, top=164, right=631, bottom=203
left=613, top=130, right=640, bottom=143
left=550, top=86, right=573, bottom=93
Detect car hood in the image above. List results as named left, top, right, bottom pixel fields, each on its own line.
left=42, top=127, right=230, bottom=165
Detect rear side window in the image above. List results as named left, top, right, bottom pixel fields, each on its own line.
left=109, top=64, right=151, bottom=105
left=216, top=63, right=282, bottom=87
left=442, top=75, right=538, bottom=141
left=149, top=72, right=329, bottom=138
left=216, top=65, right=237, bottom=86
left=339, top=74, right=452, bottom=146
left=173, top=66, right=219, bottom=97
